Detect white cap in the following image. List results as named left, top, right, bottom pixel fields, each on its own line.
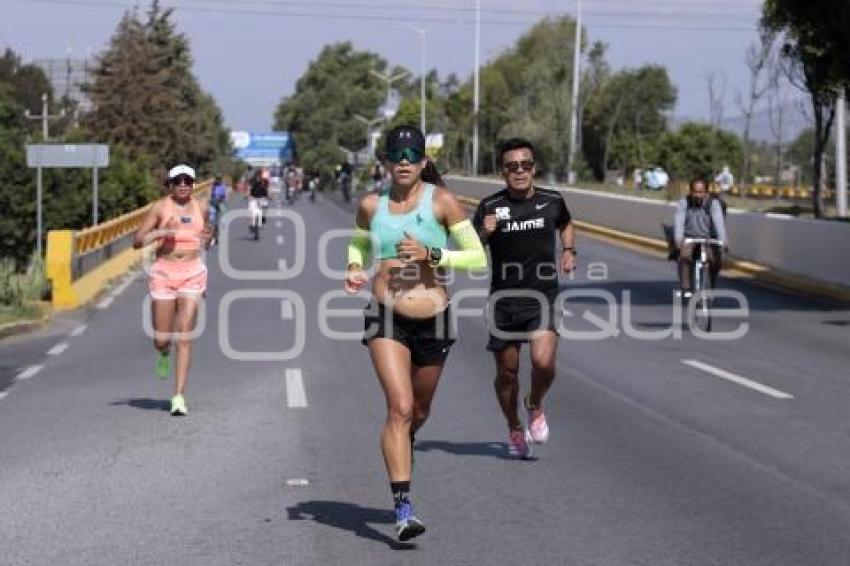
left=167, top=164, right=196, bottom=180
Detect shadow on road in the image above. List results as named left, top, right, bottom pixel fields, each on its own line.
left=109, top=398, right=170, bottom=411
left=415, top=440, right=516, bottom=460
left=287, top=500, right=416, bottom=550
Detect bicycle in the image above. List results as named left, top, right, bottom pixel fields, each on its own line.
left=308, top=177, right=318, bottom=202
left=682, top=237, right=724, bottom=332
left=339, top=173, right=352, bottom=203
left=248, top=197, right=263, bottom=241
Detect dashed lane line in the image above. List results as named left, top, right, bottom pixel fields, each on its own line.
left=70, top=324, right=88, bottom=337
left=15, top=365, right=44, bottom=381
left=47, top=342, right=69, bottom=356
left=285, top=368, right=308, bottom=408
left=682, top=359, right=794, bottom=400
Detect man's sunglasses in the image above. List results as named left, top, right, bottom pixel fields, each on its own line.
left=169, top=174, right=195, bottom=186
left=385, top=147, right=425, bottom=164
left=502, top=160, right=535, bottom=173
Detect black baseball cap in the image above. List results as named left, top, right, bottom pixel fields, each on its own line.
left=384, top=125, right=426, bottom=154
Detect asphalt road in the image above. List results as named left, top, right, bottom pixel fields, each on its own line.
left=1, top=187, right=850, bottom=566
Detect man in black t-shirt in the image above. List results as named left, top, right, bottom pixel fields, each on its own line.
left=472, top=138, right=576, bottom=459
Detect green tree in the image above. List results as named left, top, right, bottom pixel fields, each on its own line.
left=84, top=1, right=231, bottom=175
left=656, top=123, right=743, bottom=183
left=581, top=65, right=677, bottom=180
left=762, top=0, right=850, bottom=216
left=273, top=42, right=404, bottom=174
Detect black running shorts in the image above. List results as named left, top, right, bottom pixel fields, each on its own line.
left=363, top=303, right=455, bottom=366
left=486, top=297, right=557, bottom=352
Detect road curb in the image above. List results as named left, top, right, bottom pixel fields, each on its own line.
left=0, top=310, right=51, bottom=341
left=455, top=195, right=850, bottom=304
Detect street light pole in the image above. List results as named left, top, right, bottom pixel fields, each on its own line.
left=567, top=0, right=582, bottom=185
left=355, top=113, right=385, bottom=158
left=370, top=69, right=410, bottom=120
left=836, top=88, right=847, bottom=218
left=472, top=0, right=480, bottom=176
left=385, top=21, right=427, bottom=134
left=419, top=29, right=426, bottom=134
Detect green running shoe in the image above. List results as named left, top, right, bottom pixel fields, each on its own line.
left=170, top=394, right=188, bottom=416
left=155, top=350, right=170, bottom=380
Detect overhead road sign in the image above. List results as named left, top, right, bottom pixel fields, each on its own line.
left=231, top=131, right=294, bottom=166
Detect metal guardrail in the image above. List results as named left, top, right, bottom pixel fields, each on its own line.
left=70, top=181, right=212, bottom=279
left=46, top=180, right=212, bottom=309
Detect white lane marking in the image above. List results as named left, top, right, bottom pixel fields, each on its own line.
left=111, top=273, right=136, bottom=296
left=47, top=342, right=69, bottom=356
left=286, top=478, right=310, bottom=487
left=285, top=368, right=308, bottom=408
left=96, top=296, right=114, bottom=310
left=16, top=365, right=44, bottom=380
left=275, top=221, right=282, bottom=228
left=280, top=300, right=294, bottom=320
left=276, top=235, right=284, bottom=245
left=70, top=324, right=88, bottom=337
left=0, top=391, right=9, bottom=401
left=681, top=359, right=794, bottom=400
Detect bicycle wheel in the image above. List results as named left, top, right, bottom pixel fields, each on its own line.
left=691, top=262, right=712, bottom=332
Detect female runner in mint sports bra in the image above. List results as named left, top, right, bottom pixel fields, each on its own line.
left=344, top=126, right=487, bottom=542
left=133, top=164, right=211, bottom=416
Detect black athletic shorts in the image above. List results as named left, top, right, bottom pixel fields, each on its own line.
left=487, top=297, right=557, bottom=352
left=363, top=303, right=456, bottom=366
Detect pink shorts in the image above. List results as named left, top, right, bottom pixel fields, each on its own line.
left=148, top=259, right=207, bottom=300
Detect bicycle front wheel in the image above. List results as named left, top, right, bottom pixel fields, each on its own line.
left=691, top=262, right=713, bottom=333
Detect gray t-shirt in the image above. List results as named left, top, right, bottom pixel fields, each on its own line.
left=674, top=197, right=727, bottom=244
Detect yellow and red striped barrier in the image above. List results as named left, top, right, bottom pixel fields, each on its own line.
left=46, top=181, right=212, bottom=310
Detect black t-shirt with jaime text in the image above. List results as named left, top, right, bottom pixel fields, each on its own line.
left=472, top=187, right=572, bottom=303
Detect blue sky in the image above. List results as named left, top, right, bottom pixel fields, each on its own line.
left=2, top=0, right=803, bottom=135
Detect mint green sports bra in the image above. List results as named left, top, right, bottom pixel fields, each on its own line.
left=370, top=183, right=448, bottom=260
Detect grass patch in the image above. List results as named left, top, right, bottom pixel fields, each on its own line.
left=0, top=302, right=46, bottom=326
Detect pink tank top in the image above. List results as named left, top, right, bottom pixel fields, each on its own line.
left=162, top=197, right=204, bottom=252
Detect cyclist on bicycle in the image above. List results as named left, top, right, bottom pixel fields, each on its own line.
left=674, top=178, right=728, bottom=298
left=336, top=159, right=353, bottom=202
left=371, top=161, right=386, bottom=191
left=208, top=174, right=227, bottom=246
left=249, top=169, right=269, bottom=231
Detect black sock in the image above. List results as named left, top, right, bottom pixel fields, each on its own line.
left=391, top=481, right=410, bottom=505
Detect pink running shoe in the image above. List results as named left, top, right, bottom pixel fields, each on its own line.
left=525, top=396, right=549, bottom=444
left=508, top=427, right=532, bottom=459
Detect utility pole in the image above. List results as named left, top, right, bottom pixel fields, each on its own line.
left=836, top=88, right=847, bottom=218
left=24, top=93, right=64, bottom=258
left=566, top=0, right=582, bottom=185
left=472, top=0, right=480, bottom=176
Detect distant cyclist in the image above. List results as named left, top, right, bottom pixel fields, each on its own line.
left=249, top=169, right=269, bottom=231
left=208, top=174, right=227, bottom=246
left=371, top=161, right=386, bottom=191
left=673, top=178, right=728, bottom=298
left=284, top=162, right=298, bottom=203
left=336, top=159, right=353, bottom=202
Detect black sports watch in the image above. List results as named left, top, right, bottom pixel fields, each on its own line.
left=428, top=247, right=443, bottom=267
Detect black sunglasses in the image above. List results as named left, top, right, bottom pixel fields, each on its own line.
left=503, top=160, right=535, bottom=173
left=169, top=174, right=195, bottom=186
